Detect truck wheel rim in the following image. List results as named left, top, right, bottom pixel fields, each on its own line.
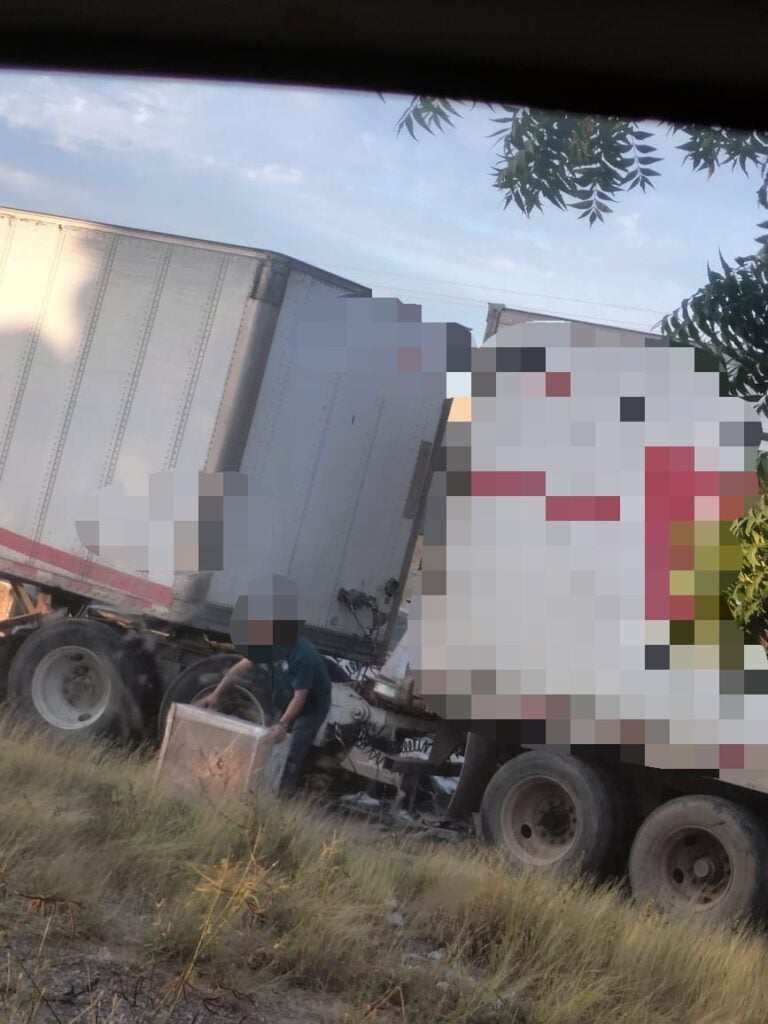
left=30, top=646, right=111, bottom=730
left=656, top=827, right=733, bottom=909
left=499, top=774, right=578, bottom=866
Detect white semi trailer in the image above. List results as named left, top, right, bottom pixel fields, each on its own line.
left=0, top=207, right=452, bottom=786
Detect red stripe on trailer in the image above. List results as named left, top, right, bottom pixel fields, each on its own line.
left=0, top=527, right=173, bottom=606
left=0, top=553, right=159, bottom=611
left=545, top=496, right=621, bottom=521
left=471, top=471, right=546, bottom=496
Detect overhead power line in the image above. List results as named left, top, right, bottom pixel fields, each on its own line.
left=326, top=262, right=668, bottom=318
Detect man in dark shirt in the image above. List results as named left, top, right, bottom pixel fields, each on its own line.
left=199, top=617, right=332, bottom=793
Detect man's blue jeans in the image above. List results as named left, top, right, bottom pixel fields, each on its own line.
left=279, top=702, right=330, bottom=793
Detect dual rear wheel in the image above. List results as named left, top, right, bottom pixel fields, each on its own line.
left=6, top=618, right=157, bottom=741
left=480, top=751, right=768, bottom=923
left=5, top=623, right=276, bottom=743
left=628, top=795, right=768, bottom=920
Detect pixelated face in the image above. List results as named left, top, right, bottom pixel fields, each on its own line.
left=244, top=619, right=301, bottom=647
left=246, top=620, right=276, bottom=645
left=229, top=578, right=304, bottom=660
left=412, top=319, right=768, bottom=778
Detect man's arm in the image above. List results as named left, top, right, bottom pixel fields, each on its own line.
left=271, top=689, right=308, bottom=743
left=197, top=657, right=252, bottom=708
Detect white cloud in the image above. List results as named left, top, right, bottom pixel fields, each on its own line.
left=481, top=255, right=555, bottom=281
left=288, top=89, right=334, bottom=111
left=0, top=75, right=201, bottom=160
left=0, top=76, right=309, bottom=191
left=0, top=162, right=44, bottom=191
left=484, top=256, right=531, bottom=274
left=615, top=212, right=646, bottom=247
left=243, top=164, right=303, bottom=185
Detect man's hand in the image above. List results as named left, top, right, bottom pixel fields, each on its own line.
left=194, top=659, right=252, bottom=713
left=270, top=722, right=288, bottom=744
left=195, top=690, right=221, bottom=711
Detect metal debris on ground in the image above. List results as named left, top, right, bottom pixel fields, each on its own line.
left=337, top=793, right=385, bottom=814
left=332, top=790, right=475, bottom=845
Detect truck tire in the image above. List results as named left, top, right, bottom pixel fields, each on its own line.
left=480, top=751, right=624, bottom=876
left=0, top=642, right=10, bottom=702
left=6, top=618, right=148, bottom=741
left=628, top=795, right=768, bottom=922
left=158, top=653, right=275, bottom=736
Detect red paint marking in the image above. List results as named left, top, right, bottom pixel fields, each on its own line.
left=645, top=472, right=672, bottom=498
left=645, top=446, right=695, bottom=473
left=647, top=597, right=671, bottom=619
left=644, top=518, right=669, bottom=545
left=692, top=471, right=721, bottom=496
left=669, top=595, right=695, bottom=619
left=470, top=471, right=620, bottom=521
left=0, top=527, right=173, bottom=606
left=720, top=471, right=760, bottom=498
left=545, top=496, right=620, bottom=521
left=645, top=495, right=695, bottom=521
left=720, top=495, right=752, bottom=520
left=545, top=372, right=571, bottom=397
left=692, top=471, right=757, bottom=498
left=645, top=447, right=685, bottom=619
left=719, top=744, right=744, bottom=770
left=471, top=471, right=546, bottom=496
left=671, top=496, right=696, bottom=519
left=644, top=446, right=761, bottom=621
left=669, top=544, right=694, bottom=569
left=645, top=567, right=671, bottom=592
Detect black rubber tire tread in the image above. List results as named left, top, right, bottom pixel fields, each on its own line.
left=6, top=618, right=147, bottom=741
left=0, top=641, right=11, bottom=702
left=113, top=631, right=164, bottom=735
left=158, top=653, right=276, bottom=735
left=628, top=795, right=768, bottom=923
left=480, top=750, right=625, bottom=877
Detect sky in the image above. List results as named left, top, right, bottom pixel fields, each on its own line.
left=0, top=70, right=763, bottom=344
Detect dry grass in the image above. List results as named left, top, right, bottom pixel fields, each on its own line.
left=2, top=722, right=768, bottom=1023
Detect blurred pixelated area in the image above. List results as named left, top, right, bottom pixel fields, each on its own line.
left=68, top=293, right=452, bottom=648
left=75, top=469, right=272, bottom=576
left=291, top=295, right=453, bottom=401
left=229, top=575, right=305, bottom=661
left=411, top=317, right=768, bottom=778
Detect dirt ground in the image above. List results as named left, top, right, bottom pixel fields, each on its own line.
left=2, top=927, right=367, bottom=1024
